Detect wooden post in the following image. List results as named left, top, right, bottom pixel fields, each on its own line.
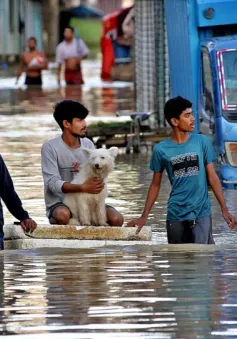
left=43, top=0, right=59, bottom=57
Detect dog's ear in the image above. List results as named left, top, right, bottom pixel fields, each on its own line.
left=81, top=148, right=92, bottom=158
left=108, top=147, right=119, bottom=158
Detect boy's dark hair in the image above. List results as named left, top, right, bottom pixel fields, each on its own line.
left=164, top=96, right=192, bottom=127
left=53, top=100, right=89, bottom=130
left=28, top=36, right=37, bottom=43
left=65, top=26, right=74, bottom=33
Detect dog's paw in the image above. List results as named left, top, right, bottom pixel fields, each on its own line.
left=97, top=221, right=109, bottom=226
left=80, top=221, right=92, bottom=226
left=69, top=218, right=80, bottom=225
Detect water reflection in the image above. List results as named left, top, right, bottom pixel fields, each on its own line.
left=0, top=61, right=134, bottom=117
left=1, top=247, right=237, bottom=337
left=0, top=86, right=133, bottom=117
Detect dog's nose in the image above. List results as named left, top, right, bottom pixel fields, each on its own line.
left=95, top=163, right=100, bottom=169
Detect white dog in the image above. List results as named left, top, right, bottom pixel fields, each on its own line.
left=64, top=147, right=119, bottom=226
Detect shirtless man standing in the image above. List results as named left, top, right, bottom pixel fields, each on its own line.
left=56, top=27, right=89, bottom=86
left=16, top=37, right=48, bottom=86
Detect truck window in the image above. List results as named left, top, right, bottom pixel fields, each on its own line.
left=222, top=50, right=237, bottom=106
left=202, top=50, right=215, bottom=119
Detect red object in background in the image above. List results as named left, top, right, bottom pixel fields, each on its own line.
left=100, top=9, right=120, bottom=81
left=100, top=6, right=134, bottom=81
left=102, top=9, right=120, bottom=36
left=100, top=36, right=114, bottom=81
left=65, top=69, right=84, bottom=85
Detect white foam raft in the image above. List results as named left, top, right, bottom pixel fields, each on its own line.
left=3, top=224, right=154, bottom=249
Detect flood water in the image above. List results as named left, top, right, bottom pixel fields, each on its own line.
left=0, top=61, right=237, bottom=338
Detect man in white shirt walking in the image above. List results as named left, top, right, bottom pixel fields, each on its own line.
left=56, top=27, right=89, bottom=86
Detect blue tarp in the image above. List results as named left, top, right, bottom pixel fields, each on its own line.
left=59, top=5, right=104, bottom=41
left=66, top=5, right=104, bottom=18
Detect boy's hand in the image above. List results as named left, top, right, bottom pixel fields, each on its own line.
left=127, top=216, right=147, bottom=234
left=21, top=219, right=37, bottom=233
left=222, top=209, right=237, bottom=229
left=82, top=177, right=104, bottom=194
left=72, top=162, right=80, bottom=172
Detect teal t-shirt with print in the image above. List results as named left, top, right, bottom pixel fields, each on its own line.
left=150, top=134, right=217, bottom=221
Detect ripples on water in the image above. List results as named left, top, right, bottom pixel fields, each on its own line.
left=1, top=247, right=237, bottom=338
left=0, top=62, right=237, bottom=338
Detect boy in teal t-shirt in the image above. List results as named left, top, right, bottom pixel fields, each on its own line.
left=128, top=96, right=237, bottom=244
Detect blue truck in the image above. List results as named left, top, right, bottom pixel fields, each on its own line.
left=164, top=0, right=237, bottom=187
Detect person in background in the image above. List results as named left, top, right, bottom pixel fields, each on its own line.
left=16, top=37, right=48, bottom=86
left=56, top=27, right=89, bottom=86
left=0, top=155, right=37, bottom=250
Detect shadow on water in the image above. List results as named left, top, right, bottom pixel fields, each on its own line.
left=0, top=61, right=237, bottom=337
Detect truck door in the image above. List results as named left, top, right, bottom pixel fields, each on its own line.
left=200, top=48, right=216, bottom=136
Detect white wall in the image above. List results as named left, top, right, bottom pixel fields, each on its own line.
left=0, top=0, right=21, bottom=56
left=24, top=0, right=43, bottom=51
left=0, top=0, right=43, bottom=58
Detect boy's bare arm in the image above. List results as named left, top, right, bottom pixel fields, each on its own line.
left=206, top=162, right=237, bottom=229
left=57, top=64, right=62, bottom=85
left=127, top=172, right=163, bottom=233
left=16, top=54, right=25, bottom=83
left=62, top=178, right=104, bottom=194
left=41, top=52, right=48, bottom=70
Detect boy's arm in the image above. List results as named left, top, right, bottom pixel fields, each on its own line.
left=0, top=156, right=36, bottom=231
left=42, top=53, right=48, bottom=70
left=127, top=172, right=163, bottom=233
left=56, top=45, right=63, bottom=86
left=61, top=180, right=104, bottom=194
left=57, top=64, right=62, bottom=86
left=77, top=39, right=89, bottom=60
left=206, top=163, right=237, bottom=229
left=16, top=54, right=25, bottom=84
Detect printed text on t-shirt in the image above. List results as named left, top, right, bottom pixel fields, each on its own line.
left=170, top=152, right=199, bottom=178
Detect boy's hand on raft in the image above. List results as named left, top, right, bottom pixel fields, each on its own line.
left=127, top=216, right=147, bottom=234
left=21, top=219, right=37, bottom=233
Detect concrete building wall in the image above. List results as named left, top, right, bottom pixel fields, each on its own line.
left=24, top=0, right=43, bottom=51
left=0, top=0, right=44, bottom=60
left=0, top=0, right=22, bottom=58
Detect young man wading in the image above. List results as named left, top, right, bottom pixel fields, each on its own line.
left=16, top=37, right=48, bottom=86
left=128, top=96, right=237, bottom=244
left=56, top=27, right=89, bottom=86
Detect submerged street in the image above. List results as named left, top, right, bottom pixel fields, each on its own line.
left=0, top=61, right=237, bottom=337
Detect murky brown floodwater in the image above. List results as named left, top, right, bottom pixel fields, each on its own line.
left=0, top=61, right=237, bottom=338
